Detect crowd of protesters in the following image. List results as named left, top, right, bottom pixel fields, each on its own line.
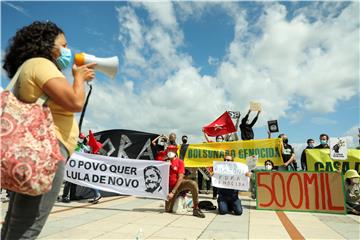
left=2, top=20, right=359, bottom=240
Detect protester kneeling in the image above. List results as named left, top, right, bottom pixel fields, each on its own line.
left=344, top=170, right=360, bottom=215
left=217, top=155, right=243, bottom=216
left=164, top=145, right=205, bottom=218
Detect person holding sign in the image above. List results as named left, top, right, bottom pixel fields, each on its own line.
left=344, top=170, right=360, bottom=215
left=278, top=134, right=297, bottom=171
left=217, top=155, right=244, bottom=215
left=249, top=160, right=275, bottom=199
left=300, top=138, right=315, bottom=171
left=240, top=109, right=260, bottom=140
left=164, top=145, right=205, bottom=218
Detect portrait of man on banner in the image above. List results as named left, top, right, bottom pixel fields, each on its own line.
left=144, top=166, right=163, bottom=193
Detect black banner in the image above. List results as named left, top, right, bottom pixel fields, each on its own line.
left=71, top=129, right=159, bottom=200
left=94, top=129, right=159, bottom=160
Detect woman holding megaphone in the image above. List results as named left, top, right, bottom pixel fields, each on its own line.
left=2, top=21, right=96, bottom=240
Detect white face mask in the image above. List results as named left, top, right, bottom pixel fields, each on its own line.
left=265, top=165, right=272, bottom=171
left=352, top=178, right=360, bottom=184
left=167, top=152, right=176, bottom=159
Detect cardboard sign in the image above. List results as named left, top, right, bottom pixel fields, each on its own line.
left=267, top=120, right=279, bottom=133
left=256, top=171, right=345, bottom=214
left=329, top=137, right=347, bottom=160
left=246, top=155, right=258, bottom=171
left=212, top=161, right=249, bottom=191
left=250, top=102, right=262, bottom=111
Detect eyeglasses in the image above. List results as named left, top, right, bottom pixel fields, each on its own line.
left=224, top=158, right=233, bottom=161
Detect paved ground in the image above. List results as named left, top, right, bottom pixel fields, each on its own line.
left=1, top=192, right=359, bottom=239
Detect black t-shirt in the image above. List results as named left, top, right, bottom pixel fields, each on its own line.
left=179, top=144, right=189, bottom=160
left=282, top=143, right=294, bottom=163
left=154, top=144, right=165, bottom=153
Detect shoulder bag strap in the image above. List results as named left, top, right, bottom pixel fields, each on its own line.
left=4, top=63, right=49, bottom=105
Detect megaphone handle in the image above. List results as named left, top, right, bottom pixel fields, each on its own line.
left=78, top=82, right=93, bottom=132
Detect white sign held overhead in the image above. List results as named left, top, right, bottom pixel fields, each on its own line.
left=250, top=102, right=262, bottom=112
left=329, top=137, right=347, bottom=160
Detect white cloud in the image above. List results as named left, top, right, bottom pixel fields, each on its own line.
left=218, top=2, right=358, bottom=125
left=208, top=56, right=219, bottom=66
left=80, top=2, right=358, bottom=144
left=3, top=2, right=31, bottom=18
left=311, top=117, right=337, bottom=125
left=344, top=125, right=360, bottom=148
left=141, top=1, right=177, bottom=30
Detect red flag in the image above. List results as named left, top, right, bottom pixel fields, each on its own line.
left=203, top=111, right=236, bottom=137
left=88, top=130, right=102, bottom=154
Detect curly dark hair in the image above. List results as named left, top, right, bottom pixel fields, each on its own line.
left=3, top=21, right=64, bottom=78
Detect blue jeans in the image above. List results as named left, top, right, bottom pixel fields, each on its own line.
left=218, top=197, right=243, bottom=215
left=1, top=142, right=68, bottom=240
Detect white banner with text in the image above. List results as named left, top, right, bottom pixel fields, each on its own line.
left=65, top=152, right=170, bottom=200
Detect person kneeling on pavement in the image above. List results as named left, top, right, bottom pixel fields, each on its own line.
left=344, top=170, right=360, bottom=215
left=217, top=155, right=244, bottom=216
left=164, top=145, right=205, bottom=218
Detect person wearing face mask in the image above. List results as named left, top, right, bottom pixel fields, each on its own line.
left=152, top=134, right=168, bottom=161
left=315, top=133, right=330, bottom=149
left=240, top=109, right=261, bottom=140
left=300, top=138, right=315, bottom=171
left=202, top=129, right=225, bottom=143
left=168, top=132, right=177, bottom=146
left=164, top=145, right=205, bottom=218
left=179, top=135, right=189, bottom=160
left=248, top=160, right=274, bottom=199
left=278, top=134, right=296, bottom=171
left=344, top=170, right=360, bottom=215
left=202, top=132, right=224, bottom=198
left=179, top=135, right=192, bottom=176
left=217, top=155, right=246, bottom=215
left=1, top=21, right=96, bottom=240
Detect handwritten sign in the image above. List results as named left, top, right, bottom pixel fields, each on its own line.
left=256, top=171, right=345, bottom=214
left=212, top=161, right=249, bottom=191
left=250, top=102, right=262, bottom=112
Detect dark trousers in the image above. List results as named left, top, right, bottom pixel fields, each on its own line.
left=213, top=187, right=218, bottom=199
left=61, top=181, right=77, bottom=200
left=197, top=170, right=210, bottom=191
left=218, top=197, right=243, bottom=215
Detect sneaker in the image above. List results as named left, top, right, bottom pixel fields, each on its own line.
left=193, top=208, right=205, bottom=218
left=61, top=196, right=71, bottom=203
left=88, top=195, right=102, bottom=204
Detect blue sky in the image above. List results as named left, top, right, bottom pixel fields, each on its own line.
left=1, top=1, right=359, bottom=155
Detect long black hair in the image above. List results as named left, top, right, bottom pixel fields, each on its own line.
left=3, top=21, right=64, bottom=78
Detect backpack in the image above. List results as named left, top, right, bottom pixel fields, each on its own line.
left=198, top=200, right=217, bottom=210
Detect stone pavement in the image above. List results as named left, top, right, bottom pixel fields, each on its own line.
left=1, top=193, right=360, bottom=239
